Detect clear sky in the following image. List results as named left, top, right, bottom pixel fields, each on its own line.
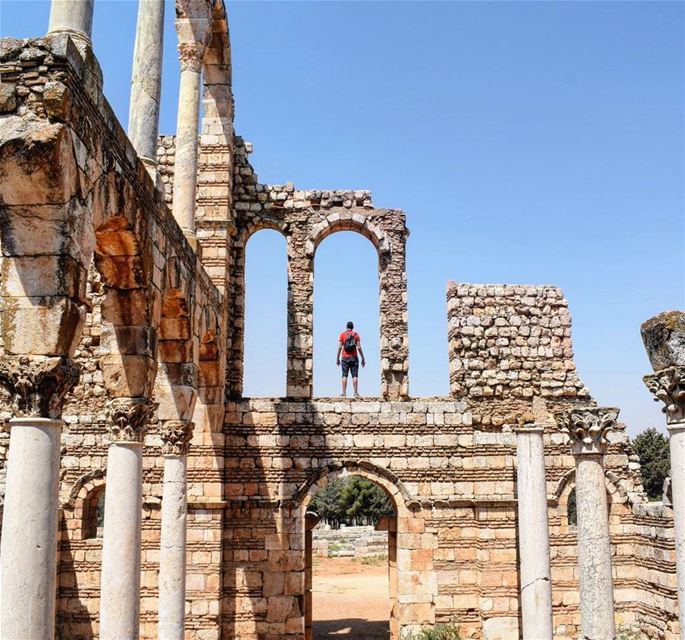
left=2, top=1, right=683, bottom=434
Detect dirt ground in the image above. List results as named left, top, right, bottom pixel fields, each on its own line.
left=313, top=556, right=390, bottom=640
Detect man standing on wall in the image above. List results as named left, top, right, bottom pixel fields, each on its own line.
left=336, top=321, right=366, bottom=397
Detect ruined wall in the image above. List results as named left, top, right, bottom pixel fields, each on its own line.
left=0, top=13, right=679, bottom=640
left=447, top=283, right=590, bottom=404
left=221, top=395, right=659, bottom=640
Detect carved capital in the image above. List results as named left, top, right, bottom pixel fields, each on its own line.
left=178, top=42, right=204, bottom=72
left=106, top=397, right=155, bottom=442
left=556, top=407, right=619, bottom=455
left=160, top=420, right=194, bottom=455
left=0, top=356, right=79, bottom=419
left=644, top=366, right=685, bottom=423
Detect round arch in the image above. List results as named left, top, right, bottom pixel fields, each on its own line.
left=306, top=214, right=391, bottom=259
left=294, top=460, right=410, bottom=517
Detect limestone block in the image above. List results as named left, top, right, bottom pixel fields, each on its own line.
left=100, top=324, right=157, bottom=357
left=0, top=119, right=79, bottom=206
left=1, top=255, right=87, bottom=299
left=100, top=354, right=156, bottom=397
left=3, top=296, right=84, bottom=357
left=482, top=616, right=518, bottom=639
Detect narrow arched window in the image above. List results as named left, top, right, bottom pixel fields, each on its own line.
left=567, top=488, right=577, bottom=527
left=83, top=487, right=106, bottom=540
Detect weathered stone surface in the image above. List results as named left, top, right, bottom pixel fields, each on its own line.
left=641, top=310, right=685, bottom=372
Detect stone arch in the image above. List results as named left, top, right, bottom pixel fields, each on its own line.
left=155, top=284, right=197, bottom=422
left=306, top=213, right=391, bottom=258
left=62, top=470, right=106, bottom=541
left=553, top=468, right=631, bottom=506
left=294, top=460, right=410, bottom=516
left=93, top=215, right=158, bottom=400
left=296, top=461, right=410, bottom=640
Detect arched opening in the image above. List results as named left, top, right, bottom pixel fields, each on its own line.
left=243, top=229, right=288, bottom=397
left=313, top=232, right=381, bottom=398
left=567, top=488, right=577, bottom=527
left=304, top=473, right=399, bottom=640
left=82, top=486, right=106, bottom=540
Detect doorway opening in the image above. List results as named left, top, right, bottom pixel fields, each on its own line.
left=305, top=476, right=398, bottom=640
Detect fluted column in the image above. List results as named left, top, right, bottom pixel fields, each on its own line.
left=0, top=356, right=79, bottom=640
left=557, top=407, right=619, bottom=640
left=172, top=43, right=204, bottom=249
left=99, top=398, right=154, bottom=640
left=47, top=0, right=94, bottom=46
left=642, top=311, right=685, bottom=630
left=128, top=0, right=165, bottom=168
left=515, top=413, right=553, bottom=640
left=158, top=420, right=194, bottom=640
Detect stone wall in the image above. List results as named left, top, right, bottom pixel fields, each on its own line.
left=220, top=396, right=670, bottom=639
left=447, top=283, right=589, bottom=403
left=312, top=525, right=388, bottom=558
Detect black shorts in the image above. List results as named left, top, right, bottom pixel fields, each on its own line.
left=341, top=357, right=359, bottom=378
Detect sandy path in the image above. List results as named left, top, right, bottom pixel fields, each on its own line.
left=313, top=557, right=390, bottom=640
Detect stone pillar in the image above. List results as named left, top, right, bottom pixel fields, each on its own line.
left=287, top=232, right=314, bottom=398
left=515, top=415, right=553, bottom=640
left=172, top=43, right=204, bottom=248
left=128, top=0, right=165, bottom=168
left=557, top=407, right=619, bottom=640
left=47, top=0, right=94, bottom=45
left=158, top=420, right=194, bottom=640
left=0, top=356, right=79, bottom=640
left=641, top=311, right=685, bottom=629
left=99, top=398, right=154, bottom=640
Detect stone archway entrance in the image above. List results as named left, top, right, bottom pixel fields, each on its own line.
left=304, top=491, right=399, bottom=640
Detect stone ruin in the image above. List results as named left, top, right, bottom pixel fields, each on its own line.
left=0, top=1, right=682, bottom=639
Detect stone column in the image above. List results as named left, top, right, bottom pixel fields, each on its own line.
left=172, top=43, right=204, bottom=249
left=515, top=415, right=553, bottom=640
left=557, top=407, right=619, bottom=640
left=128, top=0, right=165, bottom=168
left=158, top=420, right=194, bottom=640
left=641, top=311, right=685, bottom=629
left=0, top=356, right=79, bottom=640
left=99, top=398, right=154, bottom=640
left=47, top=0, right=94, bottom=45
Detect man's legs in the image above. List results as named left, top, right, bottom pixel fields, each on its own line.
left=352, top=376, right=359, bottom=397
left=341, top=375, right=348, bottom=396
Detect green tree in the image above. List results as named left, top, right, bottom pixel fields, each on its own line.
left=340, top=477, right=393, bottom=526
left=633, top=427, right=670, bottom=500
left=309, top=481, right=344, bottom=528
left=309, top=477, right=394, bottom=528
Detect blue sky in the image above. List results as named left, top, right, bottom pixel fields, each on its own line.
left=2, top=1, right=683, bottom=434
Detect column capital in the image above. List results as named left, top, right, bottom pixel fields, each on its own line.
left=160, top=419, right=194, bottom=456
left=106, top=397, right=156, bottom=443
left=0, top=355, right=79, bottom=419
left=178, top=42, right=204, bottom=72
left=556, top=407, right=619, bottom=456
left=644, top=366, right=685, bottom=424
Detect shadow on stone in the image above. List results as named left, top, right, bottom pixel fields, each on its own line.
left=314, top=619, right=389, bottom=639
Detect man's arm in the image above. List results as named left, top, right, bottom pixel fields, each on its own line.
left=336, top=340, right=342, bottom=366
left=357, top=339, right=366, bottom=367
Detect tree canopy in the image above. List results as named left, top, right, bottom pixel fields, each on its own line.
left=633, top=427, right=670, bottom=501
left=309, top=477, right=394, bottom=528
